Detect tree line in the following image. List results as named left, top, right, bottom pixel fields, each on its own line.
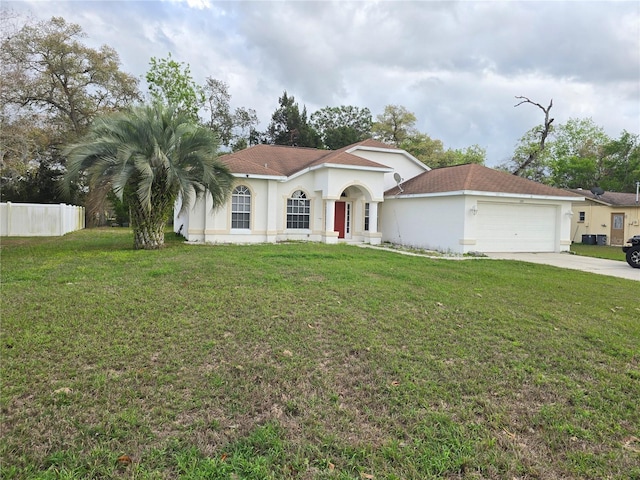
left=0, top=13, right=484, bottom=211
left=499, top=97, right=639, bottom=193
left=1, top=13, right=638, bottom=217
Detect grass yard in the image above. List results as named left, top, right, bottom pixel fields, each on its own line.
left=1, top=229, right=639, bottom=479
left=570, top=243, right=626, bottom=262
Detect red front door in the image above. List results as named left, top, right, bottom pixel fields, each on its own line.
left=334, top=202, right=346, bottom=238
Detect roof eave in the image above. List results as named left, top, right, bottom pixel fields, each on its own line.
left=232, top=173, right=287, bottom=181
left=285, top=162, right=393, bottom=181
left=385, top=190, right=585, bottom=201
left=574, top=196, right=640, bottom=207
left=575, top=197, right=610, bottom=206
left=310, top=163, right=394, bottom=173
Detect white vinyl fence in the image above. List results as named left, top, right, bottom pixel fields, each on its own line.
left=0, top=202, right=85, bottom=237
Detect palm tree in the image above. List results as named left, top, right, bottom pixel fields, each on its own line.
left=63, top=103, right=234, bottom=249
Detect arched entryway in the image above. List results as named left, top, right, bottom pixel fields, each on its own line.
left=333, top=186, right=369, bottom=240
left=334, top=191, right=351, bottom=239
left=334, top=202, right=351, bottom=238
left=322, top=184, right=380, bottom=245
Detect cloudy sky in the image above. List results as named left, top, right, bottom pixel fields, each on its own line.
left=5, top=0, right=640, bottom=166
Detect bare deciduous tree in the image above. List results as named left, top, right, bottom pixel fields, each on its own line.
left=512, top=96, right=554, bottom=176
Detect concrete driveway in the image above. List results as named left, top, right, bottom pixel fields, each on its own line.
left=486, top=252, right=640, bottom=282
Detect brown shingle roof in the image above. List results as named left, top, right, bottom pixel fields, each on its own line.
left=219, top=142, right=390, bottom=176
left=348, top=138, right=399, bottom=150
left=307, top=150, right=390, bottom=169
left=386, top=163, right=582, bottom=198
left=567, top=189, right=640, bottom=206
left=219, top=144, right=327, bottom=176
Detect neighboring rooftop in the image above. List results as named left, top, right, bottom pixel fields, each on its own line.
left=385, top=163, right=582, bottom=198
left=567, top=189, right=640, bottom=206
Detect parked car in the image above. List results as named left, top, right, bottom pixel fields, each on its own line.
left=622, top=235, right=640, bottom=268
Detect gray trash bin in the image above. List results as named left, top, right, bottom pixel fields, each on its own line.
left=596, top=234, right=607, bottom=246
left=582, top=234, right=596, bottom=245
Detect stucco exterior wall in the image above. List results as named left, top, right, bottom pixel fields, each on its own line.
left=175, top=165, right=386, bottom=244
left=313, top=169, right=382, bottom=201
left=571, top=201, right=640, bottom=245
left=348, top=148, right=428, bottom=191
left=380, top=194, right=575, bottom=254
left=380, top=195, right=467, bottom=253
left=175, top=179, right=279, bottom=243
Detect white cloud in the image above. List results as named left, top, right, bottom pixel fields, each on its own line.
left=165, top=0, right=212, bottom=10
left=4, top=0, right=639, bottom=166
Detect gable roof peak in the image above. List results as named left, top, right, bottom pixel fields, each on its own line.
left=345, top=138, right=399, bottom=151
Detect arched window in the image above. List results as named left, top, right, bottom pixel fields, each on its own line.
left=231, top=185, right=251, bottom=229
left=286, top=190, right=310, bottom=229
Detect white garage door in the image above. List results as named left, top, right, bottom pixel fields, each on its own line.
left=475, top=202, right=557, bottom=252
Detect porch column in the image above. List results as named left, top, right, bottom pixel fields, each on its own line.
left=323, top=199, right=339, bottom=244
left=368, top=201, right=379, bottom=233
left=325, top=199, right=335, bottom=232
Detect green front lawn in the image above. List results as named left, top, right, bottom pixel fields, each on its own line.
left=571, top=243, right=627, bottom=261
left=1, top=229, right=639, bottom=479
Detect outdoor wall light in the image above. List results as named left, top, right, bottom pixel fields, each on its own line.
left=470, top=205, right=478, bottom=215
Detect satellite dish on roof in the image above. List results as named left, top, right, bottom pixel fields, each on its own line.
left=393, top=172, right=404, bottom=193
left=590, top=186, right=605, bottom=197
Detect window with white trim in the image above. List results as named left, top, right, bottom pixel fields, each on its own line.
left=364, top=202, right=370, bottom=231
left=286, top=190, right=310, bottom=229
left=345, top=203, right=351, bottom=235
left=231, top=185, right=251, bottom=229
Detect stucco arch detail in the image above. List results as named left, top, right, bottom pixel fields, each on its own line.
left=332, top=182, right=374, bottom=202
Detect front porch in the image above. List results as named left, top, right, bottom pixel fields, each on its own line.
left=321, top=185, right=381, bottom=245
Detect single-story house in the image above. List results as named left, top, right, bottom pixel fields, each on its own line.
left=568, top=189, right=640, bottom=246
left=174, top=140, right=583, bottom=254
